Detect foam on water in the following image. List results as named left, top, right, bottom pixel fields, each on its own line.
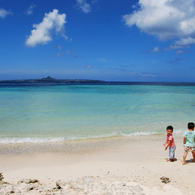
left=121, top=131, right=158, bottom=136
left=0, top=137, right=64, bottom=144
left=66, top=132, right=119, bottom=141
left=0, top=129, right=186, bottom=144
left=172, top=129, right=185, bottom=134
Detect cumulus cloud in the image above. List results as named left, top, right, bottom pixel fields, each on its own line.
left=77, top=0, right=91, bottom=13
left=151, top=47, right=161, bottom=52
left=145, top=46, right=162, bottom=53
left=25, top=9, right=68, bottom=47
left=122, top=0, right=195, bottom=48
left=0, top=8, right=13, bottom=18
left=25, top=4, right=36, bottom=15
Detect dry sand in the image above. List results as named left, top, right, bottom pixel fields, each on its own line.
left=0, top=134, right=194, bottom=194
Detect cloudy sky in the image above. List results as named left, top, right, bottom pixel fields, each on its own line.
left=0, top=0, right=195, bottom=82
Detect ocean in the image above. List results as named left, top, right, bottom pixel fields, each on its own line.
left=0, top=82, right=195, bottom=153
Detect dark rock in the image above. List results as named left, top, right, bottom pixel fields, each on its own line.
left=17, top=179, right=40, bottom=185
left=0, top=173, right=4, bottom=181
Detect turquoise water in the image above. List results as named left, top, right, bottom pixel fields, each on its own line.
left=0, top=84, right=195, bottom=144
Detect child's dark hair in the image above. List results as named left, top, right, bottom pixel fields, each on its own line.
left=166, top=125, right=173, bottom=132
left=188, top=122, right=195, bottom=130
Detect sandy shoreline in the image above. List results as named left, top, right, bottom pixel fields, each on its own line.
left=0, top=134, right=194, bottom=194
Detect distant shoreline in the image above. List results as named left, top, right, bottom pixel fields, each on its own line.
left=0, top=76, right=105, bottom=84
left=0, top=76, right=195, bottom=85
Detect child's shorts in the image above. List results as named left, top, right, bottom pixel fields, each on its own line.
left=169, top=146, right=176, bottom=159
left=184, top=146, right=195, bottom=153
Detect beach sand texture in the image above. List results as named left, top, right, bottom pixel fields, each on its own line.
left=0, top=134, right=194, bottom=195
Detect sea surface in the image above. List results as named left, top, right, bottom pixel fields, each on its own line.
left=0, top=83, right=195, bottom=149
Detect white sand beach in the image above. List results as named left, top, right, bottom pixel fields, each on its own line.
left=0, top=134, right=194, bottom=194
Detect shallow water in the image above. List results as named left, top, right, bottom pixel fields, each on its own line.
left=0, top=83, right=195, bottom=147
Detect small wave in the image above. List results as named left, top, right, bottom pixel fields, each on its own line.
left=0, top=130, right=179, bottom=144
left=173, top=129, right=185, bottom=134
left=66, top=131, right=160, bottom=140
left=0, top=133, right=119, bottom=144
left=121, top=131, right=158, bottom=137
left=0, top=137, right=64, bottom=144
left=65, top=132, right=119, bottom=141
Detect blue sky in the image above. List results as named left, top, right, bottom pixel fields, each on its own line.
left=0, top=0, right=195, bottom=82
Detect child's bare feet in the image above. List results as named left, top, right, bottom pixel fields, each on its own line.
left=166, top=158, right=175, bottom=162
left=182, top=162, right=187, bottom=165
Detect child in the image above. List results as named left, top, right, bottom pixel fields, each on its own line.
left=163, top=125, right=176, bottom=162
left=182, top=122, right=195, bottom=165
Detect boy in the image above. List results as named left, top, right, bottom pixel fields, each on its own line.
left=182, top=122, right=195, bottom=165
left=163, top=125, right=176, bottom=162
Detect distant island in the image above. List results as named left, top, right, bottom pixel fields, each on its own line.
left=1, top=77, right=195, bottom=86
left=0, top=76, right=106, bottom=84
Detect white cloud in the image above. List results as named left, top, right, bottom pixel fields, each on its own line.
left=123, top=0, right=195, bottom=47
left=25, top=9, right=68, bottom=47
left=144, top=46, right=162, bottom=53
left=142, top=73, right=156, bottom=77
left=85, top=65, right=91, bottom=68
left=152, top=47, right=160, bottom=52
left=77, top=0, right=91, bottom=13
left=25, top=4, right=36, bottom=15
left=175, top=37, right=195, bottom=46
left=150, top=47, right=161, bottom=53
left=0, top=8, right=13, bottom=18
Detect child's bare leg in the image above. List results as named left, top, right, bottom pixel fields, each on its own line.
left=192, top=151, right=195, bottom=162
left=183, top=151, right=188, bottom=165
